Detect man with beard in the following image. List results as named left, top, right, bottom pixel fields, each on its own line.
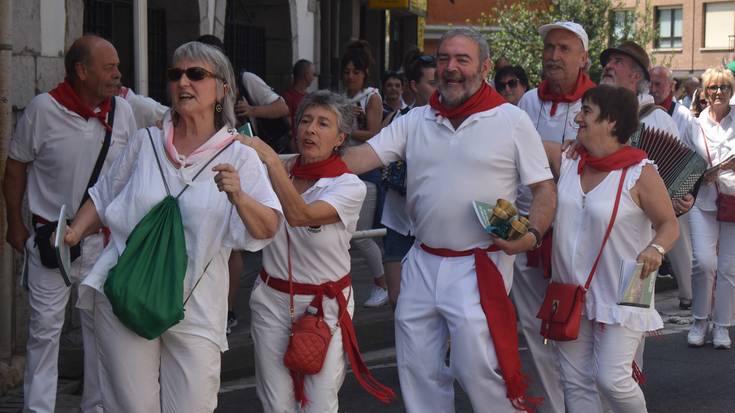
left=650, top=65, right=695, bottom=310
left=515, top=21, right=596, bottom=413
left=597, top=39, right=692, bottom=383
left=343, top=28, right=556, bottom=412
left=3, top=35, right=137, bottom=413
left=600, top=41, right=679, bottom=138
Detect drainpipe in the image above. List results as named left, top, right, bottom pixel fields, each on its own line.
left=133, top=0, right=148, bottom=95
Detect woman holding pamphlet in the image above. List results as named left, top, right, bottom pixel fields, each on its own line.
left=542, top=85, right=679, bottom=412
left=682, top=67, right=735, bottom=349
left=242, top=90, right=395, bottom=411
left=64, top=41, right=282, bottom=412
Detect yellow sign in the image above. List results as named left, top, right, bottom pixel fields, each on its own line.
left=368, top=0, right=426, bottom=15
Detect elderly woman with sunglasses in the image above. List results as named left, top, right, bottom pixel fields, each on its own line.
left=243, top=90, right=395, bottom=411
left=683, top=67, right=735, bottom=349
left=494, top=65, right=530, bottom=106
left=66, top=41, right=282, bottom=412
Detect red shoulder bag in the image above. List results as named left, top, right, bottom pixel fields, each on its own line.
left=536, top=167, right=628, bottom=341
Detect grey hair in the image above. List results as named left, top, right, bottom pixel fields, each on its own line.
left=170, top=41, right=237, bottom=129
left=630, top=63, right=650, bottom=95
left=439, top=27, right=490, bottom=62
left=295, top=90, right=354, bottom=152
left=651, top=65, right=674, bottom=82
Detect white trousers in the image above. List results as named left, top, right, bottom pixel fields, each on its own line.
left=24, top=233, right=103, bottom=413
left=395, top=246, right=517, bottom=413
left=511, top=254, right=565, bottom=413
left=249, top=279, right=353, bottom=413
left=689, top=206, right=735, bottom=325
left=556, top=320, right=646, bottom=413
left=93, top=291, right=221, bottom=413
left=668, top=214, right=693, bottom=301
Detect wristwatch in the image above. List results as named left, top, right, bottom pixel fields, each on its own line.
left=528, top=228, right=543, bottom=249
left=648, top=243, right=666, bottom=256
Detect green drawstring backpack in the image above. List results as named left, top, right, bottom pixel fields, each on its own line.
left=104, top=128, right=232, bottom=339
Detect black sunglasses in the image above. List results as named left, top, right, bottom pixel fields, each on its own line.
left=496, top=78, right=520, bottom=92
left=417, top=55, right=436, bottom=64
left=167, top=67, right=222, bottom=82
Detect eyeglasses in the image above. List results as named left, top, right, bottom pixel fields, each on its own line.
left=706, top=84, right=732, bottom=93
left=167, top=67, right=222, bottom=82
left=496, top=78, right=520, bottom=92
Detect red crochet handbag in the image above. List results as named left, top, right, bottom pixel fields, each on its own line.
left=282, top=232, right=345, bottom=375
left=537, top=168, right=628, bottom=341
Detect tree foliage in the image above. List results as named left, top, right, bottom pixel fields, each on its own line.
left=477, top=0, right=657, bottom=86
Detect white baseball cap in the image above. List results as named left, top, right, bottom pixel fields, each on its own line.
left=538, top=21, right=589, bottom=51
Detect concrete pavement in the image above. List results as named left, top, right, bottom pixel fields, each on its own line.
left=4, top=251, right=735, bottom=412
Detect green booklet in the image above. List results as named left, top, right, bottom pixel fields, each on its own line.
left=617, top=260, right=657, bottom=308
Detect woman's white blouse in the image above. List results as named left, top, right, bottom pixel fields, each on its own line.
left=261, top=173, right=367, bottom=285
left=79, top=125, right=282, bottom=351
left=685, top=105, right=735, bottom=210
left=552, top=152, right=664, bottom=333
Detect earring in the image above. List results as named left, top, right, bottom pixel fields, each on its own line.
left=215, top=102, right=223, bottom=113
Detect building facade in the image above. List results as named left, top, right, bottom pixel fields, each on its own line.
left=616, top=0, right=734, bottom=77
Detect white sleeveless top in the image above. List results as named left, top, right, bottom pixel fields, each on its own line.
left=552, top=152, right=664, bottom=332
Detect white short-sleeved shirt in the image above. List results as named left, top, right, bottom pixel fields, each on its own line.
left=262, top=173, right=367, bottom=285
left=669, top=101, right=694, bottom=143
left=684, top=106, right=735, bottom=209
left=9, top=94, right=137, bottom=220
left=552, top=153, right=663, bottom=332
left=368, top=103, right=553, bottom=284
left=516, top=89, right=583, bottom=215
left=81, top=125, right=282, bottom=351
left=639, top=94, right=680, bottom=139
left=121, top=87, right=169, bottom=129
left=241, top=71, right=281, bottom=106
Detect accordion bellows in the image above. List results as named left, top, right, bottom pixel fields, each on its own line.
left=629, top=124, right=708, bottom=199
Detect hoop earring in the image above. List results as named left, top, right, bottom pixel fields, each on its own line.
left=215, top=102, right=223, bottom=113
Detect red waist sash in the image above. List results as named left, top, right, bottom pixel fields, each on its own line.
left=259, top=270, right=396, bottom=404
left=419, top=243, right=541, bottom=412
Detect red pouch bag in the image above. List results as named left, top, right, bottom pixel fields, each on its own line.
left=537, top=168, right=628, bottom=342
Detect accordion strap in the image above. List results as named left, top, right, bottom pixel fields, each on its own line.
left=583, top=167, right=629, bottom=290
left=699, top=125, right=721, bottom=195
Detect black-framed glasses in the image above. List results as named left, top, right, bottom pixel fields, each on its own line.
left=496, top=78, right=520, bottom=92
left=167, top=67, right=222, bottom=82
left=706, top=84, right=732, bottom=93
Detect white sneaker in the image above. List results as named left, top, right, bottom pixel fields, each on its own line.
left=687, top=319, right=708, bottom=347
left=713, top=326, right=731, bottom=349
left=364, top=286, right=388, bottom=307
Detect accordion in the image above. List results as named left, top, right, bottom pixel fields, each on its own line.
left=629, top=124, right=707, bottom=199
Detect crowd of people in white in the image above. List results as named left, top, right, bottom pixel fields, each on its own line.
left=3, top=18, right=735, bottom=413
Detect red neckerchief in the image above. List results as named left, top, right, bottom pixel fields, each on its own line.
left=537, top=71, right=596, bottom=116
left=291, top=154, right=350, bottom=180
left=49, top=79, right=113, bottom=132
left=419, top=244, right=542, bottom=412
left=429, top=82, right=506, bottom=121
left=660, top=94, right=674, bottom=112
left=577, top=145, right=647, bottom=174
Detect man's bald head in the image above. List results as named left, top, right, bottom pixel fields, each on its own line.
left=65, top=35, right=113, bottom=82
left=649, top=66, right=675, bottom=105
